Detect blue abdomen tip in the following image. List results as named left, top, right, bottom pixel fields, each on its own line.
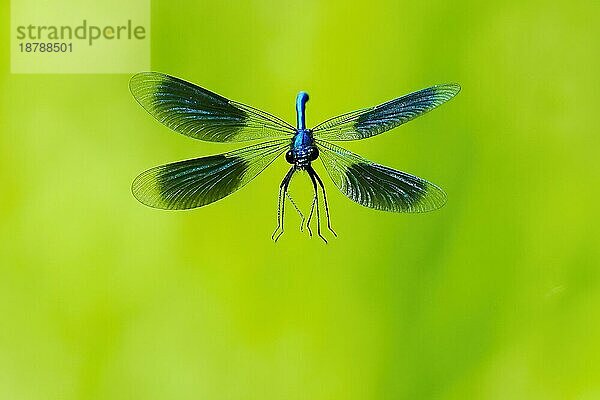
left=297, top=91, right=309, bottom=104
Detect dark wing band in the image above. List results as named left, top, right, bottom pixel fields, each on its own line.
left=312, top=84, right=460, bottom=141
left=130, top=72, right=296, bottom=142
left=132, top=139, right=288, bottom=210
left=316, top=140, right=447, bottom=212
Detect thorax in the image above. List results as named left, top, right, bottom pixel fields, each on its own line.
left=293, top=129, right=314, bottom=150
left=289, top=129, right=318, bottom=168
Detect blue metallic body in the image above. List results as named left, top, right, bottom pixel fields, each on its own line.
left=291, top=91, right=317, bottom=169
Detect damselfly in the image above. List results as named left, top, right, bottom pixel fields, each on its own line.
left=130, top=73, right=460, bottom=242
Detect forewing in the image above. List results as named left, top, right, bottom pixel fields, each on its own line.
left=316, top=140, right=446, bottom=212
left=132, top=140, right=288, bottom=209
left=312, top=84, right=460, bottom=141
left=130, top=72, right=296, bottom=142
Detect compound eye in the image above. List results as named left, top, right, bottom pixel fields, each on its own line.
left=309, top=146, right=319, bottom=161
left=285, top=150, right=295, bottom=164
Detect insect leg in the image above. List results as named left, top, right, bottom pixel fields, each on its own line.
left=306, top=195, right=316, bottom=237
left=285, top=192, right=305, bottom=230
left=273, top=167, right=295, bottom=242
left=271, top=184, right=284, bottom=241
left=307, top=167, right=327, bottom=243
left=310, top=166, right=337, bottom=237
left=306, top=170, right=317, bottom=237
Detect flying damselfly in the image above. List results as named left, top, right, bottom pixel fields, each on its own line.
left=130, top=72, right=460, bottom=242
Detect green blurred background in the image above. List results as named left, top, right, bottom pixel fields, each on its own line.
left=1, top=1, right=599, bottom=399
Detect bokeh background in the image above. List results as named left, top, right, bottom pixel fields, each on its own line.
left=1, top=1, right=599, bottom=399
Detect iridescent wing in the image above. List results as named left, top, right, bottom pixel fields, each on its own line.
left=316, top=140, right=446, bottom=212
left=132, top=140, right=288, bottom=210
left=130, top=72, right=296, bottom=142
left=312, top=84, right=460, bottom=141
